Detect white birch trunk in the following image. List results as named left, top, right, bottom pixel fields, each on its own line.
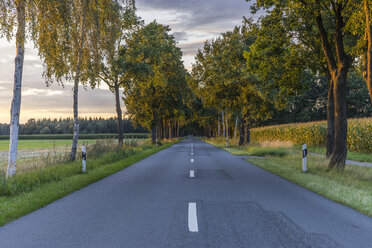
left=234, top=116, right=238, bottom=139
left=217, top=116, right=220, bottom=137
left=7, top=1, right=26, bottom=178
left=70, top=8, right=87, bottom=161
left=222, top=110, right=225, bottom=137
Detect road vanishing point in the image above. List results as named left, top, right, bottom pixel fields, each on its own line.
left=0, top=138, right=371, bottom=247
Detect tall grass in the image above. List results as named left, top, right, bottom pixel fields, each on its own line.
left=0, top=139, right=152, bottom=197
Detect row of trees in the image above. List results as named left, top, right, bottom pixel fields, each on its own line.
left=1, top=0, right=136, bottom=177
left=122, top=21, right=189, bottom=143
left=0, top=117, right=147, bottom=135
left=1, top=0, right=190, bottom=177
left=188, top=0, right=372, bottom=170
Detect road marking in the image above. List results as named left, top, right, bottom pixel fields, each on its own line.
left=188, top=203, right=198, bottom=232
left=190, top=170, right=195, bottom=178
left=191, top=152, right=193, bottom=156
left=191, top=158, right=194, bottom=163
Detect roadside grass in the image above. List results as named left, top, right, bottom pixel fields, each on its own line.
left=0, top=140, right=179, bottom=226
left=306, top=145, right=372, bottom=163
left=206, top=137, right=372, bottom=217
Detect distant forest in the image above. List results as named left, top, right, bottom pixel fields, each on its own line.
left=0, top=117, right=148, bottom=135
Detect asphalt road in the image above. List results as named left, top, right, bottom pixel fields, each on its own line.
left=0, top=137, right=371, bottom=248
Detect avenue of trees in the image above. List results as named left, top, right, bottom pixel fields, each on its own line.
left=189, top=0, right=372, bottom=171
left=1, top=0, right=371, bottom=177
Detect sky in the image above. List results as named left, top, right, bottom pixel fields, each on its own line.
left=0, top=0, right=255, bottom=124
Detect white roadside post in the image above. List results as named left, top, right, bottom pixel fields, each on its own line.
left=302, top=144, right=307, bottom=172
left=82, top=146, right=87, bottom=173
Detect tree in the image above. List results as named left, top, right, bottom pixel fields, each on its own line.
left=191, top=26, right=284, bottom=145
left=124, top=21, right=187, bottom=143
left=99, top=1, right=138, bottom=146
left=249, top=0, right=359, bottom=170
left=0, top=0, right=73, bottom=177
left=30, top=0, right=123, bottom=161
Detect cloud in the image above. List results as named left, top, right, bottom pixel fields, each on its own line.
left=179, top=40, right=206, bottom=56
left=137, top=0, right=252, bottom=29
left=136, top=0, right=256, bottom=69
left=23, top=88, right=65, bottom=96
left=172, top=31, right=188, bottom=41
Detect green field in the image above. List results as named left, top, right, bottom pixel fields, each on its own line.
left=0, top=139, right=98, bottom=152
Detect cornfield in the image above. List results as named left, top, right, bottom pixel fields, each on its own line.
left=251, top=118, right=372, bottom=153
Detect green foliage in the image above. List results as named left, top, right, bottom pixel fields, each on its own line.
left=124, top=21, right=189, bottom=132
left=29, top=0, right=124, bottom=86
left=250, top=118, right=372, bottom=153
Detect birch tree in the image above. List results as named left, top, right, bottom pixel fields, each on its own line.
left=1, top=0, right=72, bottom=177
left=1, top=0, right=25, bottom=178
left=99, top=1, right=138, bottom=146
left=30, top=0, right=123, bottom=161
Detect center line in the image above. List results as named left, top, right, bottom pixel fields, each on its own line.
left=190, top=170, right=194, bottom=178
left=191, top=152, right=194, bottom=156
left=191, top=158, right=194, bottom=163
left=188, top=203, right=198, bottom=232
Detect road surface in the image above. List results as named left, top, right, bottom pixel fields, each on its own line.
left=0, top=138, right=371, bottom=247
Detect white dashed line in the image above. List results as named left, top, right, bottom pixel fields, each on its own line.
left=190, top=170, right=195, bottom=178
left=191, top=152, right=194, bottom=156
left=191, top=158, right=194, bottom=163
left=188, top=203, right=198, bottom=232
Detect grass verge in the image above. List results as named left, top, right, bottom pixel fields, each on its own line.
left=0, top=140, right=178, bottom=226
left=206, top=138, right=372, bottom=217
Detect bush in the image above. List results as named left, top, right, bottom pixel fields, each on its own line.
left=250, top=118, right=372, bottom=153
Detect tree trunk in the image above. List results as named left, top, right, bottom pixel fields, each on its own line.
left=7, top=0, right=25, bottom=178
left=177, top=120, right=180, bottom=138
left=151, top=110, right=157, bottom=144
left=114, top=82, right=123, bottom=146
left=70, top=6, right=87, bottom=162
left=151, top=125, right=156, bottom=144
left=325, top=70, right=335, bottom=158
left=329, top=72, right=348, bottom=170
left=239, top=116, right=245, bottom=146
left=244, top=119, right=250, bottom=145
left=234, top=116, right=238, bottom=139
left=169, top=119, right=172, bottom=140
left=225, top=112, right=229, bottom=147
left=222, top=111, right=225, bottom=137
left=365, top=0, right=372, bottom=103
left=218, top=116, right=220, bottom=137
left=316, top=11, right=350, bottom=170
